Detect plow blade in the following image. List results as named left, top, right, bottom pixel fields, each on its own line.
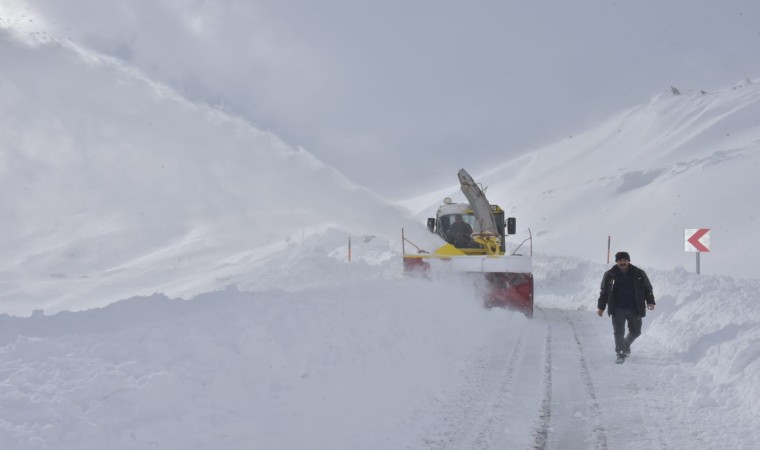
left=403, top=253, right=534, bottom=318
left=483, top=272, right=534, bottom=318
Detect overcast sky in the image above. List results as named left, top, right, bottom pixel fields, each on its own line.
left=4, top=0, right=760, bottom=197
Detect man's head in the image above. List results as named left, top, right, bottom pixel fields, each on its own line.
left=454, top=215, right=463, bottom=223
left=615, top=251, right=630, bottom=271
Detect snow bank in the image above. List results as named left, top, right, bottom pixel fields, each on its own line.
left=1, top=252, right=758, bottom=448
left=0, top=278, right=528, bottom=450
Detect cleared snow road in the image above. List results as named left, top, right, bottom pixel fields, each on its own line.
left=2, top=285, right=756, bottom=450
left=412, top=307, right=680, bottom=450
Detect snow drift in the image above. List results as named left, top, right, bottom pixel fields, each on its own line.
left=0, top=29, right=432, bottom=315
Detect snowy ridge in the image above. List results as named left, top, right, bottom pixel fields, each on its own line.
left=405, top=81, right=760, bottom=280
left=0, top=30, right=430, bottom=315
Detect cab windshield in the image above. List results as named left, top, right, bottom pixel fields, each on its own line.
left=440, top=214, right=475, bottom=234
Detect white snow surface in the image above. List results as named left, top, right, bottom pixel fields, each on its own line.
left=2, top=17, right=760, bottom=450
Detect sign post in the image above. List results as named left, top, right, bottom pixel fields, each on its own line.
left=684, top=228, right=711, bottom=274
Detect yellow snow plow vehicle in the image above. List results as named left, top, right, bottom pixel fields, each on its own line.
left=403, top=169, right=534, bottom=317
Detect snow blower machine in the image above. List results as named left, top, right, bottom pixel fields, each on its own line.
left=402, top=169, right=534, bottom=317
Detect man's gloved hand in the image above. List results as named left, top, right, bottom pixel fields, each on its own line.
left=597, top=309, right=604, bottom=317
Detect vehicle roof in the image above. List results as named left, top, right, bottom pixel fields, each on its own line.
left=436, top=202, right=504, bottom=216
left=436, top=203, right=473, bottom=216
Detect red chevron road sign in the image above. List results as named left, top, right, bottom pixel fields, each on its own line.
left=685, top=228, right=711, bottom=252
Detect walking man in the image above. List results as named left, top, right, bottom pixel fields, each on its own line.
left=597, top=251, right=656, bottom=364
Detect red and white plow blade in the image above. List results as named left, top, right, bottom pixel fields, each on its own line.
left=403, top=254, right=534, bottom=318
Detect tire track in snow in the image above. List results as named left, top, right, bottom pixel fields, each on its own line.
left=565, top=311, right=609, bottom=450
left=415, top=331, right=528, bottom=450
left=622, top=375, right=671, bottom=449
left=529, top=318, right=552, bottom=450
left=561, top=308, right=669, bottom=450
left=467, top=334, right=526, bottom=448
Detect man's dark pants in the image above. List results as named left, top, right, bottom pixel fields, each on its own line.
left=611, top=308, right=642, bottom=354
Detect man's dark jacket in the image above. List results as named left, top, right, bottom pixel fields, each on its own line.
left=597, top=264, right=655, bottom=317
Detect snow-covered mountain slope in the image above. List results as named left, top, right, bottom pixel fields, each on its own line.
left=403, top=81, right=760, bottom=280
left=0, top=31, right=432, bottom=315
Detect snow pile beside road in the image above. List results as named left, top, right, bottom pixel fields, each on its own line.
left=643, top=269, right=760, bottom=416
left=1, top=252, right=758, bottom=448
left=0, top=277, right=528, bottom=449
